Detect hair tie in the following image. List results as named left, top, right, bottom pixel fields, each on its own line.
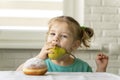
left=81, top=26, right=86, bottom=30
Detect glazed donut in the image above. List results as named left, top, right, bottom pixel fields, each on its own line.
left=23, top=58, right=47, bottom=75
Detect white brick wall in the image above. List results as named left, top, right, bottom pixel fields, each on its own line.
left=0, top=49, right=39, bottom=70
left=84, top=0, right=120, bottom=76
left=0, top=0, right=120, bottom=76
left=102, top=0, right=120, bottom=6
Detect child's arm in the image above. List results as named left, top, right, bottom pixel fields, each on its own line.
left=95, top=53, right=109, bottom=72
left=16, top=42, right=53, bottom=71
left=16, top=43, right=53, bottom=70
left=16, top=49, right=48, bottom=71
left=16, top=64, right=24, bottom=71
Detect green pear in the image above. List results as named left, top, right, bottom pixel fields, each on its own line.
left=48, top=46, right=67, bottom=60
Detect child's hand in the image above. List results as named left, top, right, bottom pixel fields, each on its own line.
left=36, top=42, right=54, bottom=60
left=95, top=53, right=109, bottom=72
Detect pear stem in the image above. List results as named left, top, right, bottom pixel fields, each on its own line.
left=67, top=52, right=76, bottom=59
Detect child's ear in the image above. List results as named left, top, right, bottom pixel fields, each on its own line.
left=72, top=40, right=80, bottom=50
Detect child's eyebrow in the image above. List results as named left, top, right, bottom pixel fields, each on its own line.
left=49, top=30, right=55, bottom=31
left=62, top=32, right=72, bottom=36
left=49, top=30, right=55, bottom=32
left=49, top=30, right=72, bottom=36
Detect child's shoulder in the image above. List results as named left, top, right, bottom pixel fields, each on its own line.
left=74, top=58, right=92, bottom=72
left=45, top=58, right=50, bottom=62
left=74, top=58, right=90, bottom=66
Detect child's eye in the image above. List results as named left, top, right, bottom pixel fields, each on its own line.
left=61, top=35, right=68, bottom=38
left=49, top=32, right=55, bottom=36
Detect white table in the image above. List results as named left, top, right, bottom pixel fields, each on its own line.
left=0, top=71, right=120, bottom=80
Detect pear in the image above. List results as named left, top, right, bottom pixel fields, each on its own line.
left=48, top=46, right=67, bottom=60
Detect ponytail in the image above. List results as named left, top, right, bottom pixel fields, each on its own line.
left=80, top=26, right=94, bottom=47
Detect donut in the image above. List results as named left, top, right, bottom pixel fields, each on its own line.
left=23, top=58, right=47, bottom=75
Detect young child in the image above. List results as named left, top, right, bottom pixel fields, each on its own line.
left=17, top=16, right=108, bottom=72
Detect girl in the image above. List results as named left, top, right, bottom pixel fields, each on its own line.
left=17, top=16, right=108, bottom=72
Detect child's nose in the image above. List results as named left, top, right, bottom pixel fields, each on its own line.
left=52, top=35, right=59, bottom=45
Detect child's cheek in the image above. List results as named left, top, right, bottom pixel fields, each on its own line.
left=47, top=37, right=52, bottom=42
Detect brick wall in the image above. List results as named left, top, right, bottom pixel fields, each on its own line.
left=84, top=0, right=120, bottom=75
left=0, top=49, right=39, bottom=70
left=0, top=0, right=120, bottom=76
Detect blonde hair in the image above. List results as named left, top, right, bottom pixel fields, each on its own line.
left=48, top=16, right=94, bottom=48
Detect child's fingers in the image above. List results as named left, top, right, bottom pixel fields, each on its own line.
left=97, top=53, right=109, bottom=59
left=96, top=54, right=103, bottom=60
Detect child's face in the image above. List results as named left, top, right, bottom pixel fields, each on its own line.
left=47, top=22, right=75, bottom=52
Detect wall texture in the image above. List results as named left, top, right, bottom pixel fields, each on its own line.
left=0, top=0, right=120, bottom=76
left=84, top=0, right=120, bottom=75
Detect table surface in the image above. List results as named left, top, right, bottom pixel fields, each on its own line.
left=0, top=71, right=120, bottom=80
